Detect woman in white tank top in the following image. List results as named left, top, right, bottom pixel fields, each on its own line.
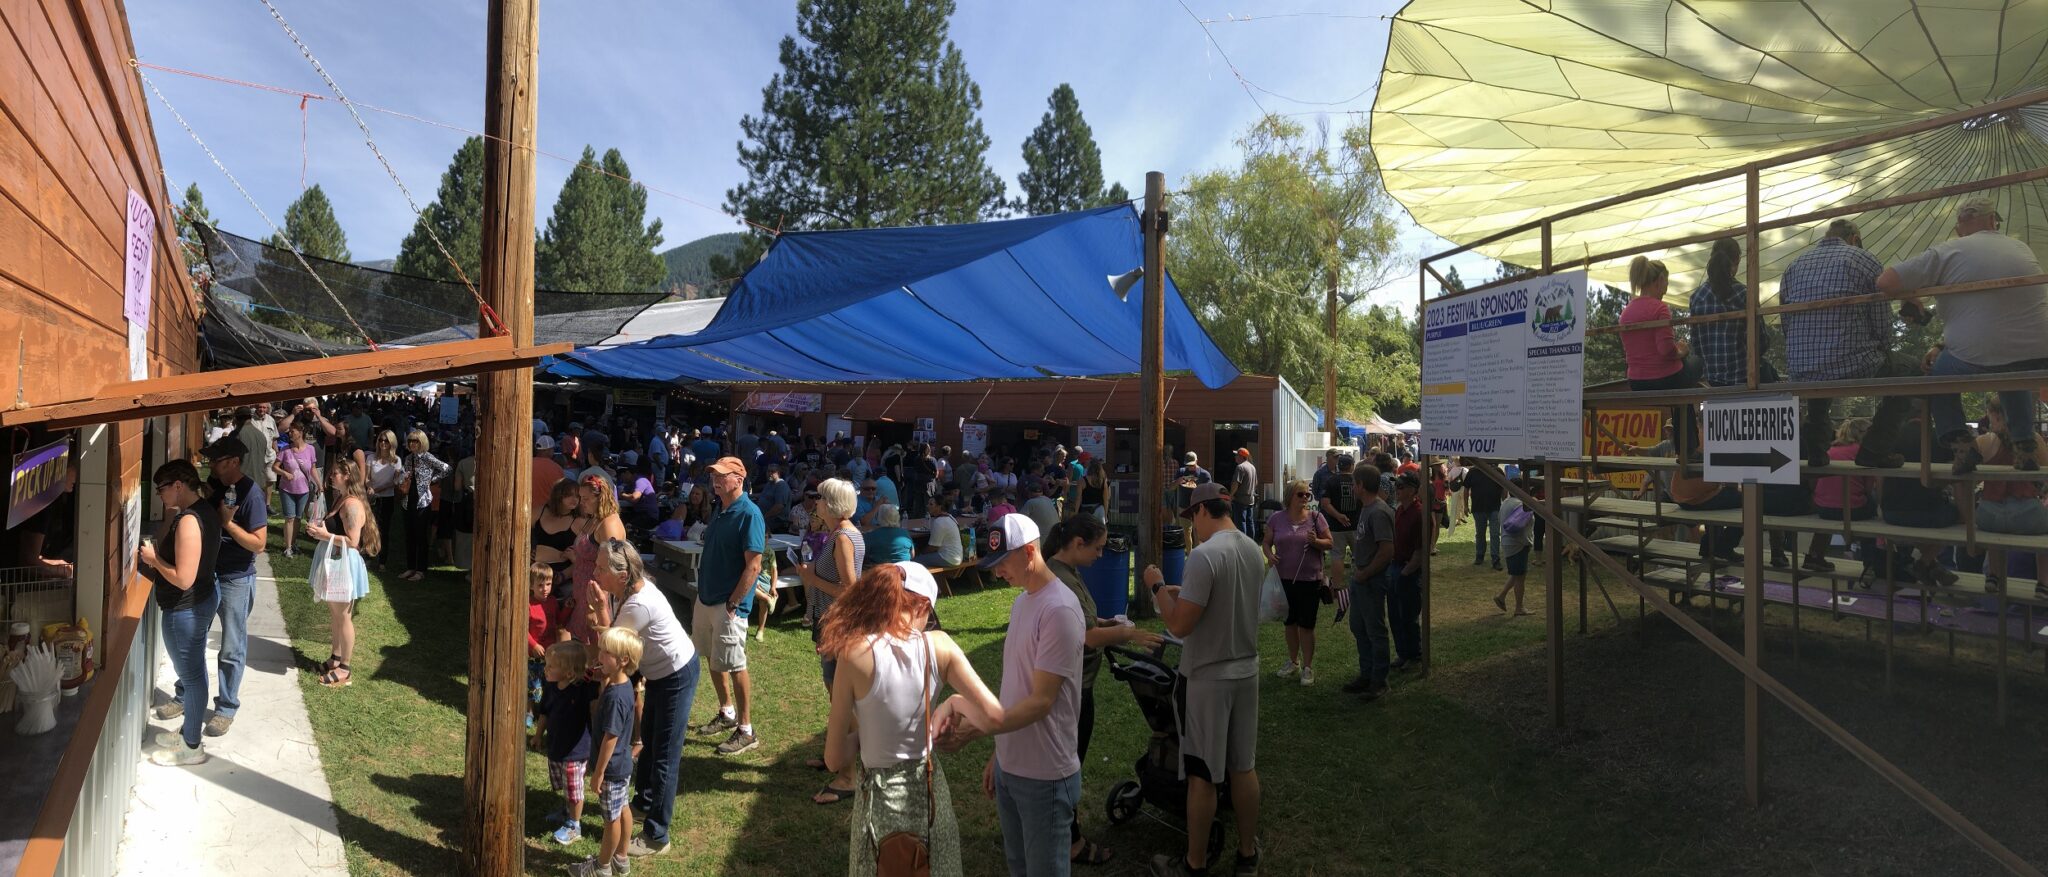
left=818, top=562, right=1004, bottom=877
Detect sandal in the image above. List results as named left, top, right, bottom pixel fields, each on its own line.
left=1070, top=838, right=1114, bottom=866
left=321, top=663, right=352, bottom=687
left=812, top=783, right=855, bottom=805
left=320, top=654, right=342, bottom=674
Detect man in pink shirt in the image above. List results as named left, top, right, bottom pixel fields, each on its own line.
left=940, top=513, right=1084, bottom=876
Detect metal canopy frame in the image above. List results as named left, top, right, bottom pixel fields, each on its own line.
left=1416, top=89, right=2048, bottom=877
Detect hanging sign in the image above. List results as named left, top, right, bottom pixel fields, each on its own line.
left=960, top=423, right=988, bottom=457
left=1421, top=272, right=1586, bottom=460
left=1076, top=425, right=1108, bottom=460
left=1702, top=395, right=1800, bottom=485
left=614, top=388, right=656, bottom=407
left=744, top=391, right=822, bottom=413
left=9, top=438, right=72, bottom=529
left=123, top=190, right=154, bottom=326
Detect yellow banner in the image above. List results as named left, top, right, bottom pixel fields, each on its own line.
left=1568, top=408, right=1662, bottom=491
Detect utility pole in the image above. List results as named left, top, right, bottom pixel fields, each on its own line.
left=1132, top=171, right=1166, bottom=619
left=1323, top=226, right=1339, bottom=435
left=463, top=0, right=537, bottom=873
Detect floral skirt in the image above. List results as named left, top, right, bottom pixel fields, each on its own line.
left=849, top=758, right=960, bottom=877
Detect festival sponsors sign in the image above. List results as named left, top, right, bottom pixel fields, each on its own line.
left=1567, top=408, right=1663, bottom=491
left=1076, top=424, right=1108, bottom=460
left=960, top=422, right=989, bottom=457
left=9, top=438, right=72, bottom=529
left=1421, top=272, right=1587, bottom=460
left=743, top=391, right=823, bottom=413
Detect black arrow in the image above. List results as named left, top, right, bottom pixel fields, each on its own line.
left=1709, top=447, right=1791, bottom=472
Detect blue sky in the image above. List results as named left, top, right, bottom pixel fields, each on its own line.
left=131, top=0, right=1488, bottom=306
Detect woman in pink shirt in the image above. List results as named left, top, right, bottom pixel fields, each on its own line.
left=272, top=425, right=319, bottom=557
left=1619, top=256, right=1702, bottom=390
left=1807, top=417, right=1878, bottom=572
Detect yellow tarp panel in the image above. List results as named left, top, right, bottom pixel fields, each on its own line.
left=1374, top=0, right=2048, bottom=296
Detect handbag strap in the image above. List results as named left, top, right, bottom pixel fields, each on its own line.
left=918, top=631, right=936, bottom=833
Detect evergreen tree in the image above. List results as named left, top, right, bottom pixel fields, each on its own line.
left=174, top=183, right=213, bottom=280
left=536, top=146, right=666, bottom=292
left=266, top=184, right=349, bottom=263
left=1018, top=83, right=1123, bottom=214
left=1440, top=265, right=1464, bottom=294
left=714, top=0, right=1006, bottom=276
left=393, top=136, right=485, bottom=282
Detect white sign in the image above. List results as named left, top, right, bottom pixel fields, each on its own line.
left=127, top=319, right=147, bottom=381
left=960, top=422, right=988, bottom=458
left=1421, top=272, right=1587, bottom=460
left=1076, top=424, right=1108, bottom=460
left=1701, top=395, right=1799, bottom=485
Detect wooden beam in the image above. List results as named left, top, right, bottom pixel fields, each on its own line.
left=0, top=338, right=568, bottom=430
left=1132, top=171, right=1166, bottom=619
left=463, top=0, right=538, bottom=873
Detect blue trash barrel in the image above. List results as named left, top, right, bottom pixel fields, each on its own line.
left=1160, top=525, right=1188, bottom=587
left=1082, top=533, right=1132, bottom=618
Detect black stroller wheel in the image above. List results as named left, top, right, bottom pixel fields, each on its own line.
left=1105, top=780, right=1142, bottom=825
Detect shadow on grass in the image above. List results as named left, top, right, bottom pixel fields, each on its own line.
left=366, top=566, right=472, bottom=712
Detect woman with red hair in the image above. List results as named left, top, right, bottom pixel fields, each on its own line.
left=818, top=562, right=1003, bottom=876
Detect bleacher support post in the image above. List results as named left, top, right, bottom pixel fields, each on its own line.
left=1742, top=480, right=1764, bottom=808
left=1546, top=460, right=1564, bottom=728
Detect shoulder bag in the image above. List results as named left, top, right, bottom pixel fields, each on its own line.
left=875, top=633, right=935, bottom=877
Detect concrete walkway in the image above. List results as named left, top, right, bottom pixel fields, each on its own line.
left=114, top=552, right=348, bottom=876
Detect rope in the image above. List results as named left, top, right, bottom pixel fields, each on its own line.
left=129, top=59, right=785, bottom=238
left=253, top=0, right=506, bottom=337
left=138, top=68, right=367, bottom=352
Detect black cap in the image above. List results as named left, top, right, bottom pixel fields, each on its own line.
left=201, top=434, right=249, bottom=461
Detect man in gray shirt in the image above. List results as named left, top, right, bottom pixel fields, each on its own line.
left=1882, top=197, right=2048, bottom=471
left=1230, top=448, right=1259, bottom=538
left=1143, top=482, right=1264, bottom=877
left=1340, top=465, right=1398, bottom=702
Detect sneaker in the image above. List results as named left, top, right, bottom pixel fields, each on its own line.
left=552, top=822, right=582, bottom=845
left=1148, top=853, right=1199, bottom=876
left=2016, top=436, right=2042, bottom=471
left=1358, top=681, right=1390, bottom=702
left=1234, top=843, right=1262, bottom=876
left=1491, top=560, right=1502, bottom=571
left=611, top=855, right=631, bottom=876
left=626, top=835, right=669, bottom=857
left=1273, top=661, right=1297, bottom=679
left=1472, top=558, right=1485, bottom=566
left=150, top=744, right=209, bottom=766
left=153, top=731, right=187, bottom=749
left=693, top=713, right=737, bottom=737
left=1298, top=667, right=1315, bottom=686
left=564, top=858, right=603, bottom=877
left=153, top=701, right=184, bottom=721
left=203, top=714, right=234, bottom=737
left=1341, top=676, right=1372, bottom=694
left=1390, top=658, right=1420, bottom=673
left=715, top=728, right=761, bottom=756
left=1801, top=556, right=1835, bottom=572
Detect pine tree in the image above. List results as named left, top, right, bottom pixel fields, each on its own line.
left=266, top=184, right=349, bottom=263
left=393, top=136, right=485, bottom=282
left=1018, top=83, right=1123, bottom=215
left=714, top=0, right=1006, bottom=276
left=1441, top=265, right=1464, bottom=293
left=536, top=146, right=666, bottom=292
left=174, top=183, right=214, bottom=279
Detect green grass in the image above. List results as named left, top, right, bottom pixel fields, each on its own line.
left=271, top=523, right=1942, bottom=877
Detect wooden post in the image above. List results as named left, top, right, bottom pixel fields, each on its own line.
left=1322, top=227, right=1338, bottom=436
left=1132, top=171, right=1166, bottom=619
left=1545, top=460, right=1564, bottom=728
left=1742, top=481, right=1764, bottom=808
left=463, top=1, right=537, bottom=873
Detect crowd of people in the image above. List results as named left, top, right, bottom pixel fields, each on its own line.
left=1612, top=199, right=2048, bottom=598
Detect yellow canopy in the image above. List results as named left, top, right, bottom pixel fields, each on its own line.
left=1373, top=0, right=2048, bottom=296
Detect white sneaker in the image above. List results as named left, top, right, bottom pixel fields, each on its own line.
left=150, top=743, right=209, bottom=766
left=1274, top=661, right=1297, bottom=679
left=153, top=731, right=187, bottom=749
left=1299, top=667, right=1316, bottom=686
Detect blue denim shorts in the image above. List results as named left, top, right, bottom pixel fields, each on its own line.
left=279, top=490, right=311, bottom=518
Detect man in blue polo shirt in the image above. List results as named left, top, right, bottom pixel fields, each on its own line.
left=692, top=456, right=765, bottom=756
left=192, top=435, right=268, bottom=738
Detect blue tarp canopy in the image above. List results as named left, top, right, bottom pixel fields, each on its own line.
left=543, top=206, right=1240, bottom=388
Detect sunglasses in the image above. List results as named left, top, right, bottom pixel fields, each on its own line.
left=1294, top=491, right=1313, bottom=498
left=154, top=482, right=177, bottom=493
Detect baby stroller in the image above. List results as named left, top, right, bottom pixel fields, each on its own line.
left=1102, top=637, right=1229, bottom=864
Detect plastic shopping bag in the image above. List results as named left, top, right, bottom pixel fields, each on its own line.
left=1258, top=567, right=1288, bottom=624
left=310, top=536, right=352, bottom=603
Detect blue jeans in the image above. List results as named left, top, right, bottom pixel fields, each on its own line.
left=1234, top=502, right=1257, bottom=539
left=1471, top=508, right=1500, bottom=564
left=162, top=586, right=221, bottom=747
left=993, top=762, right=1081, bottom=877
left=1928, top=348, right=2044, bottom=440
left=1348, top=570, right=1393, bottom=684
left=630, top=656, right=700, bottom=846
left=200, top=571, right=256, bottom=718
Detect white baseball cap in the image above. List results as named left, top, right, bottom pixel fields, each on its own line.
left=977, top=513, right=1041, bottom=569
left=893, top=561, right=939, bottom=605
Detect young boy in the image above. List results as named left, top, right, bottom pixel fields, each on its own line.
left=526, top=563, right=568, bottom=732
left=574, top=626, right=641, bottom=877
left=530, top=640, right=597, bottom=844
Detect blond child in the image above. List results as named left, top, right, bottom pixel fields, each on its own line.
left=530, top=640, right=597, bottom=845
left=573, top=627, right=642, bottom=877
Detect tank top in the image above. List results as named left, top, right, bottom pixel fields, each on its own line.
left=1081, top=482, right=1105, bottom=506
left=808, top=523, right=866, bottom=630
left=854, top=632, right=935, bottom=769
left=531, top=515, right=577, bottom=552
left=152, top=502, right=222, bottom=612
left=1982, top=442, right=2042, bottom=502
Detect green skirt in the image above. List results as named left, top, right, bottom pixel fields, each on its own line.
left=849, top=758, right=961, bottom=877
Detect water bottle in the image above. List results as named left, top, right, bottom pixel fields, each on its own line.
left=224, top=485, right=237, bottom=508
left=799, top=540, right=814, bottom=566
